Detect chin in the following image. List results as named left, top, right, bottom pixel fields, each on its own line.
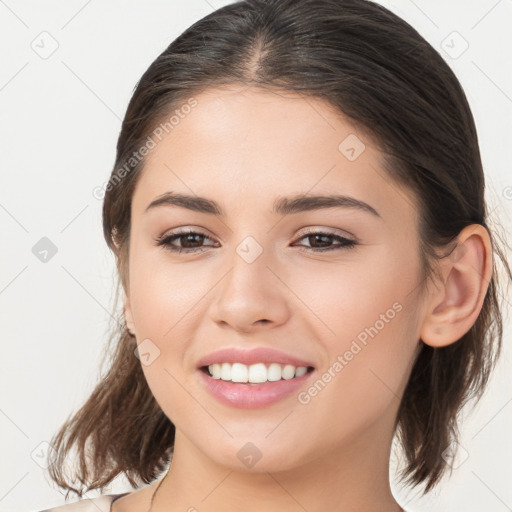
left=201, top=437, right=308, bottom=474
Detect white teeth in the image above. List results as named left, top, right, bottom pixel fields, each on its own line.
left=295, top=366, right=308, bottom=377
left=207, top=362, right=310, bottom=383
left=282, top=364, right=295, bottom=380
left=231, top=362, right=248, bottom=382
left=220, top=363, right=231, bottom=381
left=249, top=363, right=267, bottom=383
left=267, top=363, right=282, bottom=381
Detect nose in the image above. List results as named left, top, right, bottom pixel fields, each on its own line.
left=208, top=244, right=290, bottom=334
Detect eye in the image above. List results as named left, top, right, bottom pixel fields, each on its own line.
left=292, top=230, right=357, bottom=252
left=154, top=228, right=358, bottom=254
left=155, top=229, right=218, bottom=254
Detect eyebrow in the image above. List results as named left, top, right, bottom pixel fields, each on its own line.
left=145, top=192, right=381, bottom=219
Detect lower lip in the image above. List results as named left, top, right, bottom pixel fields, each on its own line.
left=198, top=368, right=315, bottom=409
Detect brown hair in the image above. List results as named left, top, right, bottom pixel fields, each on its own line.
left=47, top=0, right=511, bottom=498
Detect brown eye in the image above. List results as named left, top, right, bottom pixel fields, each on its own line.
left=293, top=231, right=357, bottom=252
left=155, top=229, right=217, bottom=253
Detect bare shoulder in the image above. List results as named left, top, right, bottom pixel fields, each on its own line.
left=110, top=476, right=164, bottom=512
left=35, top=494, right=124, bottom=512
left=36, top=476, right=163, bottom=512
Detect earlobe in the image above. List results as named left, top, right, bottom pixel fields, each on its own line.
left=420, top=224, right=492, bottom=348
left=123, top=290, right=136, bottom=336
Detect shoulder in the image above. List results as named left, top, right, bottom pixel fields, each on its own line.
left=34, top=493, right=129, bottom=512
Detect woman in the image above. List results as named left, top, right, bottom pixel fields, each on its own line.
left=37, top=0, right=510, bottom=511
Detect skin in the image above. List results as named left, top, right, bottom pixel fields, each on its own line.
left=114, top=85, right=492, bottom=512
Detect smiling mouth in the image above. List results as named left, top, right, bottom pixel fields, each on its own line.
left=199, top=364, right=315, bottom=384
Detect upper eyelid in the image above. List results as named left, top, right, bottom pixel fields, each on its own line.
left=295, top=226, right=356, bottom=240
left=161, top=226, right=354, bottom=237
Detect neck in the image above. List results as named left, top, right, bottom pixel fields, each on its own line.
left=150, top=419, right=402, bottom=512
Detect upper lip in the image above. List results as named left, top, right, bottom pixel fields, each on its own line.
left=196, top=347, right=315, bottom=369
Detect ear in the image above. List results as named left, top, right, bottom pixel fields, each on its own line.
left=124, top=289, right=136, bottom=337
left=420, top=224, right=492, bottom=347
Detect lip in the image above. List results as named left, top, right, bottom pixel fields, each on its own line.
left=196, top=347, right=315, bottom=369
left=198, top=367, right=316, bottom=409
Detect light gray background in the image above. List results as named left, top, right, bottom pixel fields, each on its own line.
left=1, top=1, right=511, bottom=511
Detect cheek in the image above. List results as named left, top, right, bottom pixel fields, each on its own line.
left=296, top=248, right=420, bottom=411
left=315, top=311, right=419, bottom=444
left=129, top=246, right=208, bottom=337
left=127, top=249, right=211, bottom=422
left=296, top=244, right=418, bottom=348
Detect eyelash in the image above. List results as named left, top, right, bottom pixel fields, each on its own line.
left=154, top=228, right=358, bottom=254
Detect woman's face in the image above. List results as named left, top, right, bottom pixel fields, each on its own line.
left=124, top=85, right=426, bottom=472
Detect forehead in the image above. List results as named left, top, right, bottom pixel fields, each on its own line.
left=131, top=85, right=418, bottom=225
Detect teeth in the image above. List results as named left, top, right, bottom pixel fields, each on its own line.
left=207, top=362, right=309, bottom=383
